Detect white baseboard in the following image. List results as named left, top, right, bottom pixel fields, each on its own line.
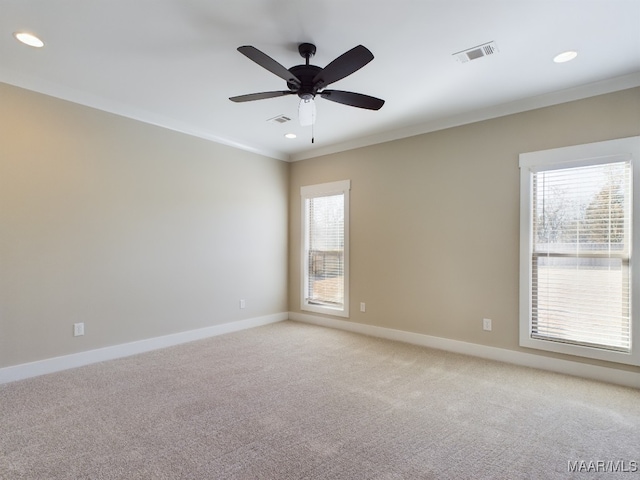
left=289, top=312, right=640, bottom=389
left=0, top=313, right=288, bottom=385
left=4, top=312, right=638, bottom=389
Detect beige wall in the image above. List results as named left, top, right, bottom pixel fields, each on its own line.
left=289, top=87, right=640, bottom=373
left=0, top=83, right=289, bottom=368
left=2, top=81, right=639, bottom=375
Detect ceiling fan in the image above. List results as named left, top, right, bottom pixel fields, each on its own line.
left=229, top=43, right=385, bottom=126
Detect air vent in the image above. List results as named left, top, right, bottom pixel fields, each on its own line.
left=267, top=115, right=292, bottom=124
left=453, top=41, right=499, bottom=63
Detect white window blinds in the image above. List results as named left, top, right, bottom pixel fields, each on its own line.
left=531, top=161, right=631, bottom=352
left=305, top=193, right=345, bottom=307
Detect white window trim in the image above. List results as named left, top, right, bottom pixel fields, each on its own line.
left=519, top=136, right=640, bottom=366
left=300, top=180, right=350, bottom=318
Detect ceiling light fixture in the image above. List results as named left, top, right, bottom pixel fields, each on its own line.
left=14, top=32, right=45, bottom=48
left=553, top=51, right=577, bottom=63
left=284, top=133, right=297, bottom=139
left=298, top=98, right=316, bottom=126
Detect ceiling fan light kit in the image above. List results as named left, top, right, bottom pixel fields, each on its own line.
left=229, top=42, right=385, bottom=132
left=298, top=98, right=316, bottom=127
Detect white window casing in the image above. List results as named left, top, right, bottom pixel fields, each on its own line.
left=519, top=136, right=640, bottom=366
left=300, top=180, right=350, bottom=317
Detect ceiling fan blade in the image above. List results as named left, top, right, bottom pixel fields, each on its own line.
left=229, top=91, right=295, bottom=102
left=312, top=45, right=374, bottom=88
left=237, top=46, right=301, bottom=87
left=320, top=90, right=385, bottom=110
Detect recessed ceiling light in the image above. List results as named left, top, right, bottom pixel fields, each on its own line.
left=14, top=32, right=45, bottom=48
left=553, top=51, right=577, bottom=63
left=284, top=133, right=297, bottom=139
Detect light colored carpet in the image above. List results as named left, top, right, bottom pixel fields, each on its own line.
left=1, top=320, right=638, bottom=479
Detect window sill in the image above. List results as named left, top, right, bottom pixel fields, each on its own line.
left=519, top=333, right=639, bottom=367
left=302, top=303, right=349, bottom=318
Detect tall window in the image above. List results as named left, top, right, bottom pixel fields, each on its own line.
left=519, top=137, right=639, bottom=366
left=301, top=180, right=350, bottom=317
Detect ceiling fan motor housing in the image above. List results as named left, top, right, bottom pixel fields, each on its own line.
left=288, top=64, right=322, bottom=100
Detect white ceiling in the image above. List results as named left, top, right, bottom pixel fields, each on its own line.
left=2, top=0, right=639, bottom=161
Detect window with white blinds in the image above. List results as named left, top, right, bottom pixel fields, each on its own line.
left=519, top=137, right=640, bottom=366
left=532, top=162, right=630, bottom=352
left=301, top=180, right=350, bottom=317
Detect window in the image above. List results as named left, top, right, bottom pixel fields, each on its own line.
left=519, top=137, right=640, bottom=365
left=301, top=180, right=350, bottom=317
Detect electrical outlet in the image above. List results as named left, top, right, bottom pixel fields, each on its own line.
left=73, top=322, right=85, bottom=337
left=239, top=299, right=246, bottom=309
left=360, top=302, right=366, bottom=312
left=483, top=318, right=492, bottom=331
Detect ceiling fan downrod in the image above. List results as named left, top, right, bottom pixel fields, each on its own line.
left=298, top=42, right=316, bottom=65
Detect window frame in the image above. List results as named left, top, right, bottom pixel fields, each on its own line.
left=519, top=136, right=640, bottom=366
left=300, top=180, right=350, bottom=318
